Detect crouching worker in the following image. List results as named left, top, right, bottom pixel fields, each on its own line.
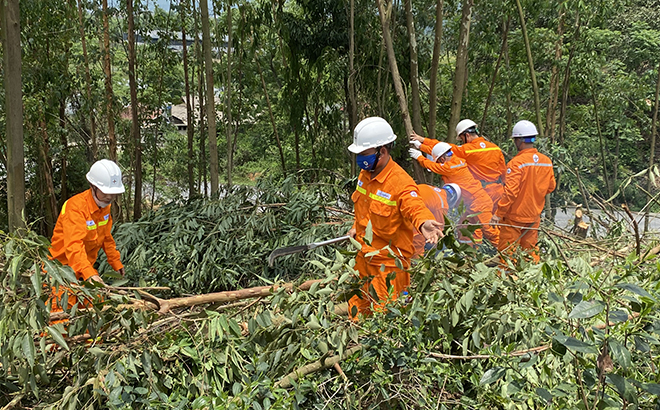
left=409, top=139, right=498, bottom=247
left=412, top=184, right=462, bottom=257
left=48, top=159, right=126, bottom=322
left=347, top=117, right=443, bottom=320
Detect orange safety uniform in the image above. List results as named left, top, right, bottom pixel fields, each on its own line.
left=412, top=184, right=449, bottom=257
left=448, top=137, right=506, bottom=211
left=416, top=144, right=498, bottom=246
left=48, top=189, right=123, bottom=314
left=495, top=148, right=556, bottom=261
left=349, top=158, right=435, bottom=318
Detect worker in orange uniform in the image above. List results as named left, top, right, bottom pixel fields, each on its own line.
left=412, top=183, right=462, bottom=257
left=409, top=139, right=498, bottom=246
left=490, top=120, right=556, bottom=262
left=49, top=159, right=126, bottom=317
left=347, top=117, right=443, bottom=319
left=410, top=119, right=506, bottom=211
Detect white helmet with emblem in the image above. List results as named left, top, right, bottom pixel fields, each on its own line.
left=431, top=142, right=452, bottom=161
left=86, top=159, right=125, bottom=194
left=348, top=117, right=397, bottom=154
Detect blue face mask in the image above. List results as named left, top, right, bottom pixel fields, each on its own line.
left=356, top=153, right=378, bottom=171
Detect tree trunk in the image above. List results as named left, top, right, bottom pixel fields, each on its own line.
left=200, top=0, right=219, bottom=197
left=375, top=0, right=426, bottom=181
left=515, top=0, right=544, bottom=138
left=256, top=58, right=286, bottom=176
left=447, top=0, right=473, bottom=143
left=225, top=0, right=234, bottom=187
left=480, top=16, right=510, bottom=131
left=1, top=0, right=26, bottom=232
left=348, top=0, right=357, bottom=176
left=102, top=0, right=117, bottom=161
left=645, top=62, right=660, bottom=232
left=558, top=12, right=580, bottom=145
left=38, top=107, right=58, bottom=236
left=427, top=0, right=444, bottom=139
left=182, top=0, right=195, bottom=197
left=76, top=0, right=97, bottom=160
left=404, top=0, right=422, bottom=135
left=504, top=27, right=513, bottom=139
left=126, top=0, right=142, bottom=220
left=545, top=4, right=564, bottom=143
left=59, top=100, right=68, bottom=205
left=591, top=86, right=612, bottom=198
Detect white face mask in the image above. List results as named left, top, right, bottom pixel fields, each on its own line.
left=92, top=187, right=112, bottom=208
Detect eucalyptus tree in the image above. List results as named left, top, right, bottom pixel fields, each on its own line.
left=102, top=0, right=118, bottom=161
left=446, top=0, right=472, bottom=143
left=200, top=0, right=219, bottom=197
left=0, top=0, right=25, bottom=232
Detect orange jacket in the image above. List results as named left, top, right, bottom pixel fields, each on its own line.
left=49, top=189, right=123, bottom=281
left=412, top=184, right=449, bottom=257
left=449, top=137, right=506, bottom=184
left=495, top=148, right=556, bottom=223
left=352, top=158, right=435, bottom=266
left=415, top=150, right=492, bottom=208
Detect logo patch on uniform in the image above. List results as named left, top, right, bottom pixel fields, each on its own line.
left=104, top=214, right=110, bottom=220
left=357, top=180, right=364, bottom=187
left=433, top=187, right=442, bottom=192
left=410, top=191, right=418, bottom=197
left=86, top=220, right=96, bottom=226
left=533, top=154, right=539, bottom=163
left=480, top=142, right=486, bottom=148
left=507, top=168, right=511, bottom=174
left=376, top=190, right=392, bottom=200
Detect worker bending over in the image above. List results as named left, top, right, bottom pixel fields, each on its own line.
left=412, top=183, right=462, bottom=257
left=49, top=159, right=126, bottom=317
left=409, top=139, right=498, bottom=246
left=491, top=121, right=556, bottom=262
left=347, top=117, right=443, bottom=319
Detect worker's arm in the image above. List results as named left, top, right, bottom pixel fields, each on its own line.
left=398, top=184, right=443, bottom=243
left=61, top=209, right=99, bottom=281
left=547, top=168, right=557, bottom=195
left=101, top=214, right=124, bottom=273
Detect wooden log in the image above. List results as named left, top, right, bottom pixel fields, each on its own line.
left=276, top=345, right=363, bottom=389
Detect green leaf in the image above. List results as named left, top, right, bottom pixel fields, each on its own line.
left=536, top=387, right=553, bottom=403
left=46, top=326, right=70, bottom=351
left=480, top=367, right=506, bottom=385
left=616, top=283, right=653, bottom=300
left=568, top=300, right=604, bottom=319
left=553, top=336, right=597, bottom=354
left=608, top=339, right=631, bottom=370
left=22, top=333, right=35, bottom=367
left=641, top=383, right=660, bottom=395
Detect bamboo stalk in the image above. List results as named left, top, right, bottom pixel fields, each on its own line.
left=276, top=345, right=363, bottom=388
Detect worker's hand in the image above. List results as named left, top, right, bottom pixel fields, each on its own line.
left=347, top=227, right=356, bottom=238
left=410, top=133, right=425, bottom=144
left=117, top=267, right=125, bottom=277
left=409, top=148, right=423, bottom=160
left=490, top=215, right=501, bottom=225
left=88, top=275, right=106, bottom=286
left=420, top=220, right=444, bottom=244
left=409, top=139, right=422, bottom=149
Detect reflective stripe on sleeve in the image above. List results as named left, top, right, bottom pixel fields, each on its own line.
left=518, top=163, right=553, bottom=169
left=368, top=192, right=396, bottom=206
left=464, top=147, right=501, bottom=154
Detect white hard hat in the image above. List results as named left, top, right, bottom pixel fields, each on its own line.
left=86, top=159, right=125, bottom=194
left=511, top=120, right=538, bottom=138
left=456, top=119, right=477, bottom=136
left=442, top=183, right=462, bottom=208
left=431, top=142, right=452, bottom=161
left=348, top=117, right=397, bottom=154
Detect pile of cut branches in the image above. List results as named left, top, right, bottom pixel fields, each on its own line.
left=2, top=185, right=660, bottom=409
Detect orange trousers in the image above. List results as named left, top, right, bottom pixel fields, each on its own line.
left=484, top=183, right=504, bottom=213
left=348, top=253, right=409, bottom=320
left=497, top=218, right=540, bottom=262
left=458, top=208, right=499, bottom=246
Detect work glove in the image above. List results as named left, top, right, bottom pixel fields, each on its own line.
left=409, top=148, right=423, bottom=160
left=409, top=139, right=422, bottom=149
